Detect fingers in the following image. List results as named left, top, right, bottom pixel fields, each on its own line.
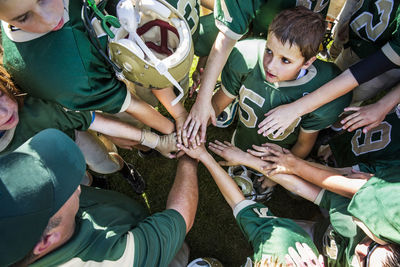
left=362, top=122, right=379, bottom=133
left=186, top=119, right=196, bottom=139
left=200, top=123, right=208, bottom=143
left=247, top=149, right=269, bottom=158
left=181, top=128, right=189, bottom=148
left=183, top=114, right=192, bottom=129
left=343, top=106, right=361, bottom=112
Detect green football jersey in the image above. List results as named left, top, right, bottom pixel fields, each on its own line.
left=315, top=190, right=366, bottom=267
left=234, top=200, right=318, bottom=264
left=214, top=0, right=330, bottom=41
left=221, top=39, right=351, bottom=151
left=31, top=186, right=186, bottom=266
left=329, top=110, right=400, bottom=168
left=0, top=96, right=92, bottom=154
left=346, top=0, right=400, bottom=64
left=1, top=0, right=199, bottom=113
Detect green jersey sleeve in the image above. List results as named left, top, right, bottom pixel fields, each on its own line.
left=234, top=200, right=318, bottom=264
left=214, top=0, right=265, bottom=40
left=221, top=40, right=263, bottom=98
left=132, top=209, right=187, bottom=267
left=1, top=96, right=93, bottom=154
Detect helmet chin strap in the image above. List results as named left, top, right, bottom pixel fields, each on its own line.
left=117, top=0, right=184, bottom=106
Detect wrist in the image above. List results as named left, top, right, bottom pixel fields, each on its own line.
left=140, top=129, right=159, bottom=149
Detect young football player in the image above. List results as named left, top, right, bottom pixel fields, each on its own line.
left=258, top=0, right=400, bottom=138
left=210, top=7, right=351, bottom=159
left=0, top=0, right=199, bottom=145
left=0, top=65, right=177, bottom=186
left=179, top=142, right=400, bottom=267
left=185, top=0, right=332, bottom=142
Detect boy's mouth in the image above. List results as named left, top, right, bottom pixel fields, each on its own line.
left=2, top=114, right=15, bottom=127
left=266, top=71, right=277, bottom=79
left=52, top=17, right=64, bottom=31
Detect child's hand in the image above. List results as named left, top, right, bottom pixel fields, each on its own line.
left=177, top=142, right=208, bottom=161
left=184, top=100, right=216, bottom=143
left=248, top=143, right=296, bottom=176
left=341, top=103, right=388, bottom=133
left=175, top=112, right=189, bottom=146
left=208, top=140, right=248, bottom=166
left=156, top=132, right=179, bottom=159
left=285, top=242, right=324, bottom=267
left=258, top=104, right=300, bottom=138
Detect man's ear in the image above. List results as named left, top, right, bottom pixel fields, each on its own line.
left=32, top=232, right=61, bottom=256
left=302, top=56, right=316, bottom=69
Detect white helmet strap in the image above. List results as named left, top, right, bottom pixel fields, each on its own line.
left=117, top=0, right=184, bottom=106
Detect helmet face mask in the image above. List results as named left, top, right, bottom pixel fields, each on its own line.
left=109, top=0, right=193, bottom=99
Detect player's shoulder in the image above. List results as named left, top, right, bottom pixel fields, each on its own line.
left=227, top=39, right=266, bottom=73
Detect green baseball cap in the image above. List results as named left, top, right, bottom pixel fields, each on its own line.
left=0, top=129, right=86, bottom=266
left=348, top=167, right=400, bottom=244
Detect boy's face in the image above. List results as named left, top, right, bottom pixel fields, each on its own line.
left=0, top=0, right=65, bottom=33
left=0, top=90, right=19, bottom=131
left=263, top=32, right=315, bottom=83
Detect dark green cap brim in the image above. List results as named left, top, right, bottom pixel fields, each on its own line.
left=0, top=129, right=86, bottom=266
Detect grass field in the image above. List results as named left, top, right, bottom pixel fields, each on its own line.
left=106, top=57, right=323, bottom=266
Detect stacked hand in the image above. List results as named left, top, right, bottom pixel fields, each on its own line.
left=285, top=242, right=324, bottom=267
left=258, top=104, right=300, bottom=138
left=184, top=99, right=216, bottom=144
left=247, top=143, right=297, bottom=177
left=341, top=102, right=388, bottom=133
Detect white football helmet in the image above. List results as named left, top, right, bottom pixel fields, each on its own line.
left=108, top=0, right=193, bottom=105
left=228, top=166, right=274, bottom=201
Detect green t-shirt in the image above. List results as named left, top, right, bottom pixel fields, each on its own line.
left=329, top=109, right=400, bottom=168
left=315, top=191, right=366, bottom=267
left=0, top=96, right=92, bottom=154
left=221, top=39, right=351, bottom=151
left=234, top=200, right=318, bottom=264
left=31, top=186, right=187, bottom=267
left=347, top=0, right=400, bottom=65
left=214, top=0, right=330, bottom=41
left=1, top=0, right=199, bottom=113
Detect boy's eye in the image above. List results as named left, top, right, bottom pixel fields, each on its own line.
left=16, top=13, right=30, bottom=23
left=282, top=57, right=290, bottom=64
left=266, top=48, right=272, bottom=55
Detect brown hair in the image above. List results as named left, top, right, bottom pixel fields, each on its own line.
left=268, top=6, right=326, bottom=61
left=0, top=65, right=24, bottom=106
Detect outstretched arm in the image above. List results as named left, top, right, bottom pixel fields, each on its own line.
left=250, top=144, right=371, bottom=198
left=166, top=156, right=199, bottom=233
left=89, top=113, right=178, bottom=158
left=206, top=141, right=321, bottom=202
left=184, top=32, right=237, bottom=142
left=178, top=143, right=244, bottom=209
left=258, top=69, right=358, bottom=138
left=341, top=82, right=400, bottom=132
left=125, top=94, right=175, bottom=134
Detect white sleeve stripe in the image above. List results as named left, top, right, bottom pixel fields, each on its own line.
left=118, top=88, right=131, bottom=113
left=215, top=20, right=244, bottom=40
left=233, top=200, right=257, bottom=218
left=313, top=189, right=326, bottom=205
left=382, top=42, right=400, bottom=66
left=221, top=84, right=237, bottom=99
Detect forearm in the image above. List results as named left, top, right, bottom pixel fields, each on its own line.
left=375, top=83, right=400, bottom=112
left=166, top=156, right=199, bottom=233
left=236, top=154, right=321, bottom=202
left=199, top=153, right=245, bottom=209
left=291, top=159, right=366, bottom=198
left=290, top=131, right=318, bottom=159
left=289, top=69, right=358, bottom=116
left=196, top=32, right=236, bottom=104
left=152, top=87, right=188, bottom=119
left=126, top=95, right=174, bottom=134
left=90, top=113, right=142, bottom=141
